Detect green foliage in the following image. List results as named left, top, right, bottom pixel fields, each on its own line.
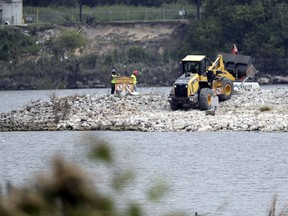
left=89, top=142, right=113, bottom=163
left=112, top=170, right=135, bottom=191
left=0, top=28, right=41, bottom=62
left=180, top=0, right=288, bottom=75
left=127, top=46, right=147, bottom=63
left=125, top=203, right=143, bottom=216
left=80, top=54, right=97, bottom=69
left=147, top=179, right=169, bottom=202
left=182, top=19, right=223, bottom=58
left=24, top=0, right=78, bottom=7
left=48, top=29, right=86, bottom=58
left=58, top=30, right=86, bottom=51
left=3, top=1, right=288, bottom=89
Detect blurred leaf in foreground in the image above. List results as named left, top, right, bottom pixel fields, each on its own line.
left=112, top=170, right=135, bottom=192
left=147, top=179, right=169, bottom=203
left=89, top=141, right=113, bottom=164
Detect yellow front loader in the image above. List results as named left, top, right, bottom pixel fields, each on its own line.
left=168, top=54, right=235, bottom=110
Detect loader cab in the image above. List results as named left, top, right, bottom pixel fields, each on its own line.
left=180, top=55, right=212, bottom=77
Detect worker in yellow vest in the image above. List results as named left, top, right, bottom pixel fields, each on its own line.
left=131, top=70, right=138, bottom=92
left=111, top=69, right=118, bottom=94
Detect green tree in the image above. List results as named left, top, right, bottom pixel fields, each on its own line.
left=0, top=28, right=40, bottom=62
left=127, top=46, right=147, bottom=63
left=182, top=0, right=288, bottom=75
left=46, top=29, right=87, bottom=88
left=47, top=29, right=86, bottom=59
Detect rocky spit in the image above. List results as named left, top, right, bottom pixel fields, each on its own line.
left=0, top=88, right=287, bottom=132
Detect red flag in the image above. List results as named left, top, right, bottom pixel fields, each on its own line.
left=231, top=44, right=239, bottom=55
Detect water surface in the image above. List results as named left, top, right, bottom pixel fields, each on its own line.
left=0, top=131, right=287, bottom=216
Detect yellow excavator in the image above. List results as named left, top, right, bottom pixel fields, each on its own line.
left=168, top=50, right=258, bottom=110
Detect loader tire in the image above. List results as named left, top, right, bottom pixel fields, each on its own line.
left=170, top=102, right=182, bottom=111
left=218, top=78, right=234, bottom=101
left=199, top=88, right=213, bottom=111
left=170, top=102, right=178, bottom=111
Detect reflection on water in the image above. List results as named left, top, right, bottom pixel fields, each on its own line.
left=0, top=131, right=288, bottom=216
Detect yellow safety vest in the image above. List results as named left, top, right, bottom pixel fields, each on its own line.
left=131, top=74, right=137, bottom=85
left=111, top=74, right=117, bottom=84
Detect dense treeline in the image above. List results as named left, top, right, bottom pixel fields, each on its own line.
left=178, top=0, right=288, bottom=76
left=19, top=0, right=288, bottom=68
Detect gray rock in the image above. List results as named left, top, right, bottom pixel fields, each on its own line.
left=0, top=88, right=288, bottom=132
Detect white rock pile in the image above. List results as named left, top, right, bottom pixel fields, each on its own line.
left=0, top=88, right=287, bottom=132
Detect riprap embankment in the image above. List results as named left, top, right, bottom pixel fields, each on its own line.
left=0, top=88, right=287, bottom=132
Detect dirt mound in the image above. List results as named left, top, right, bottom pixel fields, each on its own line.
left=81, top=21, right=189, bottom=55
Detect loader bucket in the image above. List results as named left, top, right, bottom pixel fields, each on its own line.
left=219, top=52, right=258, bottom=79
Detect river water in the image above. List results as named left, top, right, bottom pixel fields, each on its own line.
left=0, top=85, right=288, bottom=216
